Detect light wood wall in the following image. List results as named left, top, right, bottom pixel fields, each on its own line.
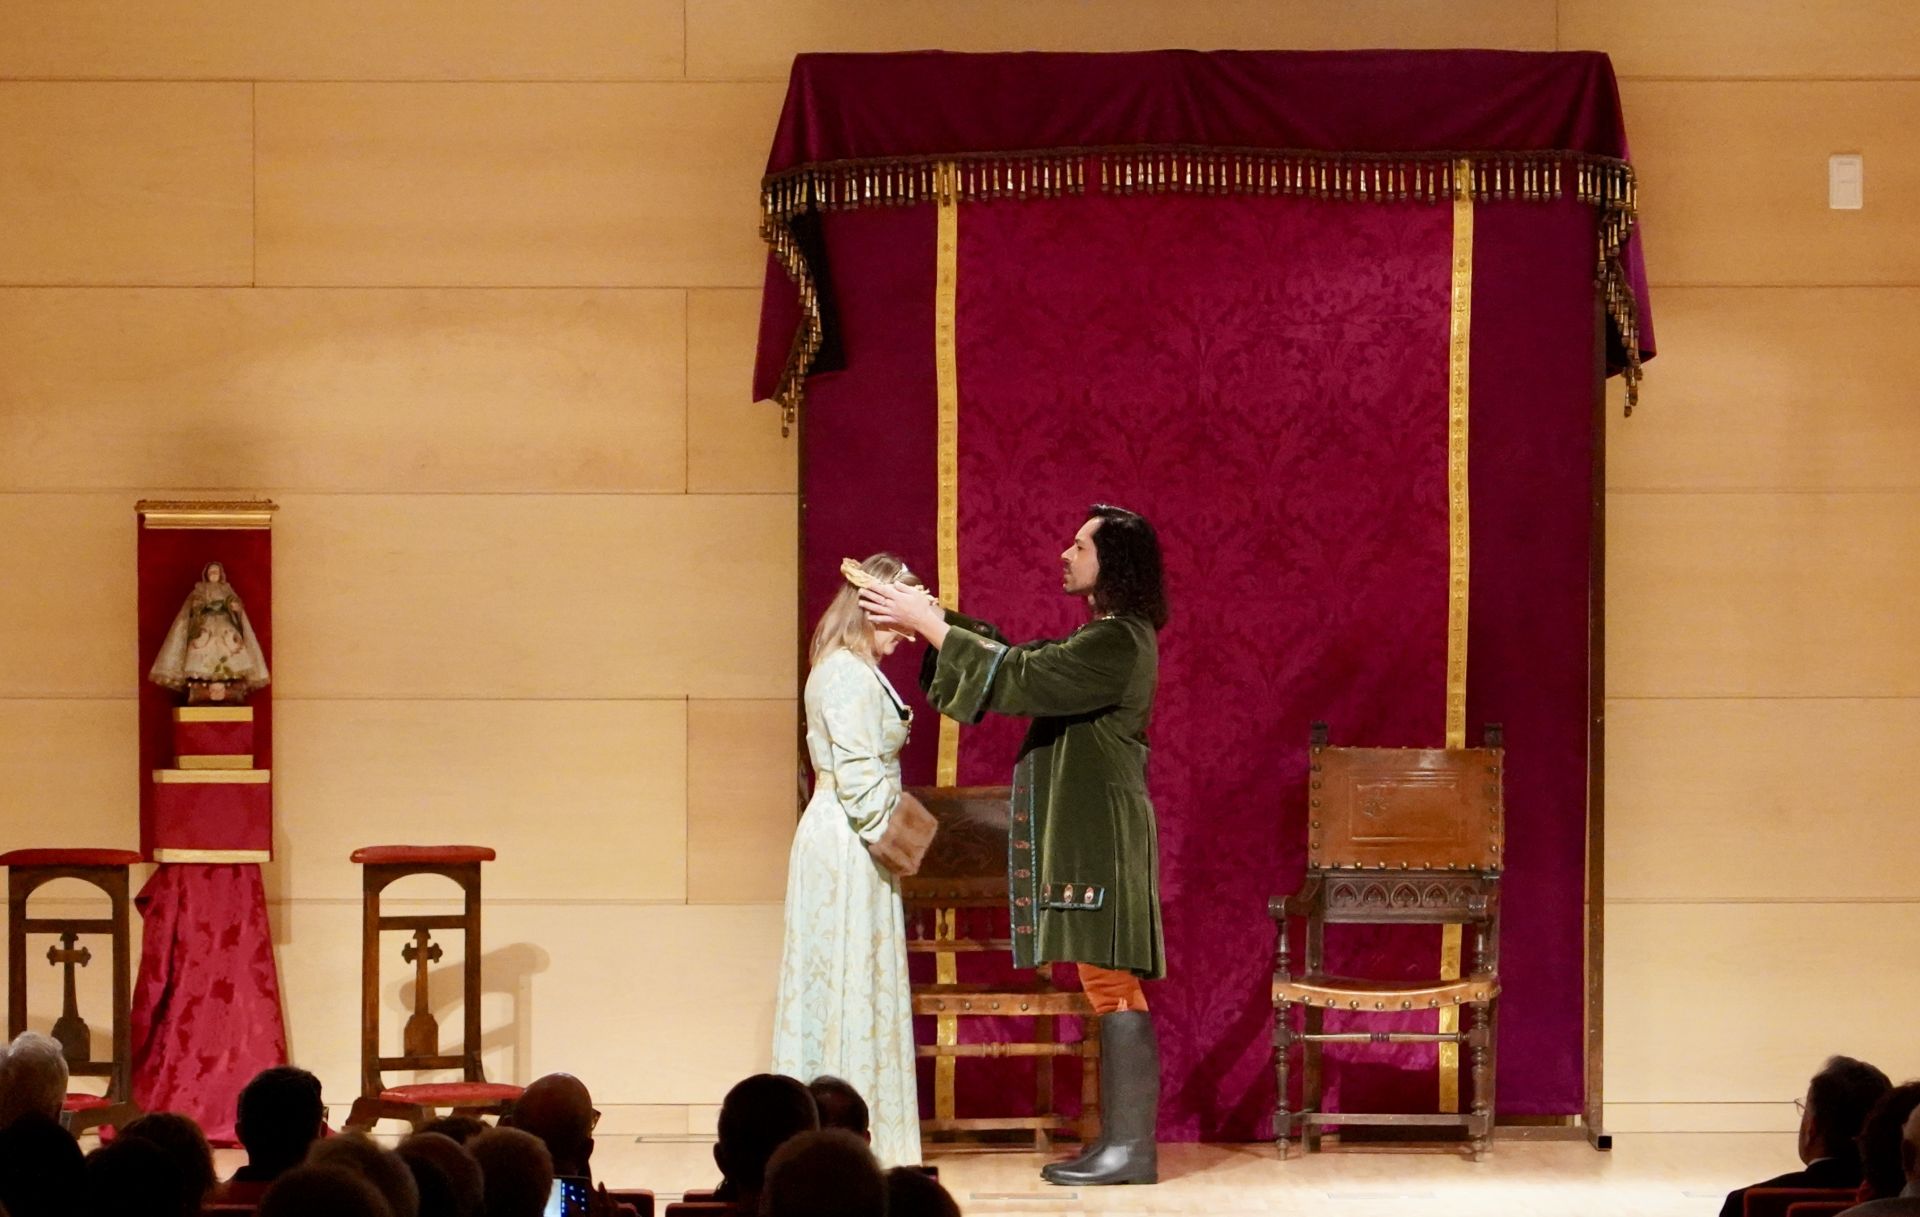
left=1, top=0, right=1914, bottom=1134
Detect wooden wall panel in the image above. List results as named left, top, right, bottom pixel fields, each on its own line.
left=1562, top=1, right=1920, bottom=80
left=0, top=84, right=251, bottom=285
left=687, top=290, right=797, bottom=494
left=0, top=288, right=687, bottom=494
left=686, top=699, right=798, bottom=904
left=1604, top=903, right=1920, bottom=1105
left=0, top=699, right=139, bottom=854
left=1608, top=289, right=1920, bottom=492
left=687, top=0, right=1557, bottom=81
left=1624, top=82, right=1920, bottom=287
left=1606, top=698, right=1920, bottom=901
left=0, top=1, right=681, bottom=82
left=1608, top=492, right=1920, bottom=698
left=272, top=494, right=798, bottom=700
left=273, top=900, right=784, bottom=1105
left=269, top=699, right=687, bottom=904
left=254, top=83, right=785, bottom=288
left=0, top=495, right=135, bottom=700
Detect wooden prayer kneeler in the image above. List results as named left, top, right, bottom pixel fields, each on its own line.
left=345, top=846, right=521, bottom=1131
left=1, top=849, right=144, bottom=1135
left=1269, top=725, right=1505, bottom=1159
left=901, top=786, right=1100, bottom=1153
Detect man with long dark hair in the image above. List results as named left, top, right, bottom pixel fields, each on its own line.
left=860, top=504, right=1168, bottom=1187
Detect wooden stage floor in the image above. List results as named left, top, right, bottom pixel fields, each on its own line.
left=580, top=1131, right=1789, bottom=1217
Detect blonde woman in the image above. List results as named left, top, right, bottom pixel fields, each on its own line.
left=771, top=554, right=928, bottom=1167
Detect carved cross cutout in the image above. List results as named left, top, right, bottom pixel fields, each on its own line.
left=46, top=932, right=92, bottom=1066
left=400, top=930, right=443, bottom=1058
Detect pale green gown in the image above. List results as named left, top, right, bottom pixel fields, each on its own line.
left=771, top=647, right=923, bottom=1166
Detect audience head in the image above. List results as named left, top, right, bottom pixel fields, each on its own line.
left=467, top=1127, right=553, bottom=1217
left=0, top=1112, right=85, bottom=1217
left=885, top=1166, right=961, bottom=1217
left=807, top=1076, right=870, bottom=1142
left=0, top=1034, right=67, bottom=1130
left=120, top=1112, right=216, bottom=1210
left=418, top=1115, right=488, bottom=1146
left=82, top=1135, right=189, bottom=1217
left=508, top=1072, right=597, bottom=1177
left=309, top=1131, right=420, bottom=1217
left=761, top=1129, right=885, bottom=1217
left=1801, top=1055, right=1892, bottom=1165
left=1903, top=1105, right=1920, bottom=1188
left=397, top=1132, right=485, bottom=1217
left=236, top=1065, right=326, bottom=1176
left=714, top=1074, right=818, bottom=1207
left=1859, top=1081, right=1920, bottom=1198
left=260, top=1165, right=394, bottom=1217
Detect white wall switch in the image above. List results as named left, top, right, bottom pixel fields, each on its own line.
left=1829, top=154, right=1864, bottom=210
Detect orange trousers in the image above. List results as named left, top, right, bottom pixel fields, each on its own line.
left=1076, top=963, right=1148, bottom=1015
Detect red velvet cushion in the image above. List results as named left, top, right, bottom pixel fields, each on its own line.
left=63, top=1093, right=112, bottom=1111
left=350, top=846, right=496, bottom=865
left=378, top=1081, right=520, bottom=1106
left=1, top=849, right=143, bottom=868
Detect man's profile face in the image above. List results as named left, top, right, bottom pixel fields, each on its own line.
left=1061, top=518, right=1102, bottom=598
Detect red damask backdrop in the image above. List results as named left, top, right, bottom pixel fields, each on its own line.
left=772, top=50, right=1651, bottom=1140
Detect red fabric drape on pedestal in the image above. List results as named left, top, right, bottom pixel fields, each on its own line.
left=130, top=865, right=287, bottom=1144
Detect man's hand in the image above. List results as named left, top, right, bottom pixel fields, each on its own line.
left=858, top=583, right=945, bottom=638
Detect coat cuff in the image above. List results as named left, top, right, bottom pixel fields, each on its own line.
left=925, top=626, right=1008, bottom=724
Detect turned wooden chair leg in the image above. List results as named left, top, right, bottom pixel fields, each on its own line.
left=1273, top=1000, right=1294, bottom=1158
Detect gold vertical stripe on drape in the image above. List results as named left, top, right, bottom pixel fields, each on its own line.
left=934, top=161, right=962, bottom=790
left=932, top=162, right=962, bottom=1123
left=1437, top=156, right=1476, bottom=1116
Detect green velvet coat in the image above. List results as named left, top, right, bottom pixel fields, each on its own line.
left=922, top=611, right=1165, bottom=979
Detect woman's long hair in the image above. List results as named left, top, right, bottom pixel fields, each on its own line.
left=809, top=553, right=926, bottom=666
left=1087, top=505, right=1169, bottom=630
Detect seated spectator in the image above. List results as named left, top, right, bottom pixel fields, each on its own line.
left=261, top=1164, right=394, bottom=1217
left=468, top=1127, right=553, bottom=1217
left=1861, top=1084, right=1920, bottom=1201
left=761, top=1130, right=885, bottom=1217
left=808, top=1076, right=870, bottom=1143
left=0, top=1112, right=85, bottom=1217
left=0, top=1034, right=67, bottom=1131
left=218, top=1065, right=327, bottom=1204
left=82, top=1136, right=190, bottom=1217
left=310, top=1131, right=421, bottom=1217
left=1843, top=1105, right=1920, bottom=1215
left=420, top=1115, right=488, bottom=1146
left=398, top=1131, right=485, bottom=1217
left=508, top=1073, right=598, bottom=1181
left=120, top=1112, right=217, bottom=1214
left=713, top=1074, right=818, bottom=1212
left=1722, top=1055, right=1893, bottom=1217
left=886, top=1165, right=961, bottom=1217
left=508, top=1072, right=641, bottom=1217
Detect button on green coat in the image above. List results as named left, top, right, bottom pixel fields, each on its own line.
left=922, top=612, right=1165, bottom=979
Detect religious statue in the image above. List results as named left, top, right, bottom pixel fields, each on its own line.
left=147, top=561, right=270, bottom=703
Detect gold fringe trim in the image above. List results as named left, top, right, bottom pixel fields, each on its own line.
left=760, top=148, right=1642, bottom=433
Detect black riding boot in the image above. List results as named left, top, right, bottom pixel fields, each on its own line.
left=1040, top=1010, right=1159, bottom=1185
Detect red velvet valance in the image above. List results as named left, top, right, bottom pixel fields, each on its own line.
left=753, top=50, right=1655, bottom=423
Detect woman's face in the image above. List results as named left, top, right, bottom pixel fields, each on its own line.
left=871, top=626, right=906, bottom=659
left=205, top=563, right=225, bottom=584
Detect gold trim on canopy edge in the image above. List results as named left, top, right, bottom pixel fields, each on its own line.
left=760, top=147, right=1641, bottom=428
